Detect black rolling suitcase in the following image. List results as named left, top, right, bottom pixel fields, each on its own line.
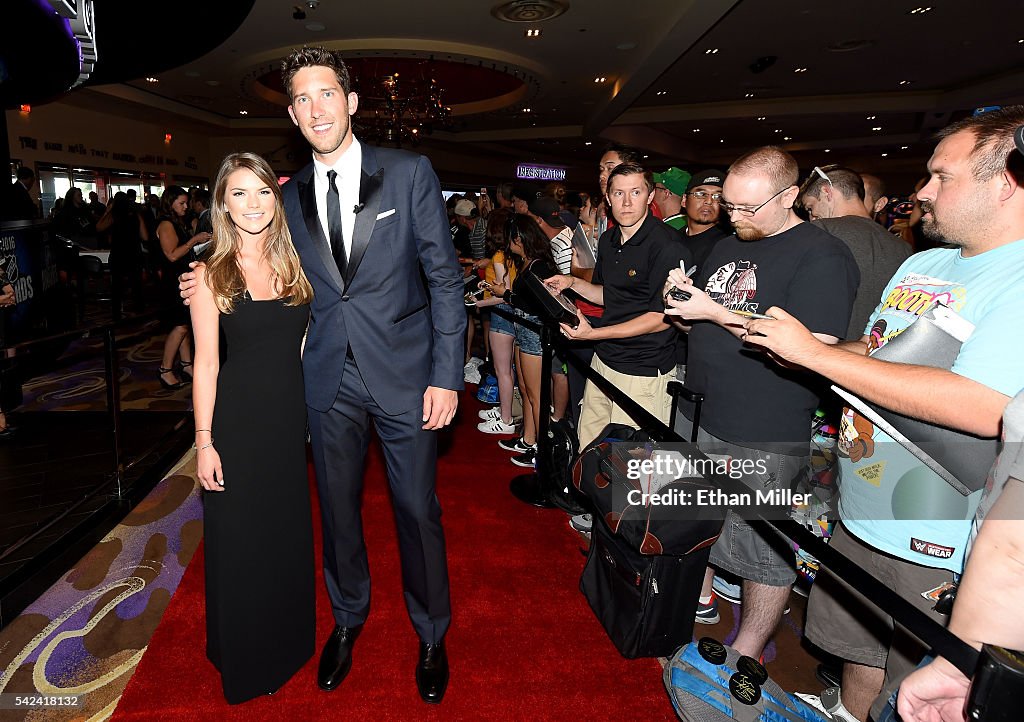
left=581, top=517, right=712, bottom=659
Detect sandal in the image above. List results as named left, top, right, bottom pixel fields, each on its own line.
left=179, top=360, right=194, bottom=382
left=159, top=367, right=184, bottom=390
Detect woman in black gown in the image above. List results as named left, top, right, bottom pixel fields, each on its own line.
left=189, top=152, right=316, bottom=704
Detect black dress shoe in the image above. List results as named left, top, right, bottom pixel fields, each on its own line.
left=415, top=639, right=449, bottom=705
left=318, top=625, right=362, bottom=691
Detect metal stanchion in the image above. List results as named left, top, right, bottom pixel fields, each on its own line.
left=102, top=327, right=125, bottom=498
left=509, top=320, right=557, bottom=508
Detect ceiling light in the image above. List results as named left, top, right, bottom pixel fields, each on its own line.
left=774, top=129, right=782, bottom=133
left=522, top=107, right=532, bottom=112
left=783, top=136, right=792, bottom=141
left=866, top=115, right=876, bottom=120
left=824, top=149, right=831, bottom=153
left=593, top=76, right=606, bottom=83
left=756, top=116, right=766, bottom=121
left=239, top=110, right=248, bottom=115
left=643, top=154, right=649, bottom=159
left=881, top=152, right=889, bottom=157
left=872, top=126, right=882, bottom=131
left=705, top=48, right=719, bottom=55
left=584, top=141, right=592, bottom=146
left=901, top=145, right=909, bottom=150
left=525, top=28, right=541, bottom=37
left=899, top=79, right=912, bottom=85
left=692, top=128, right=700, bottom=133
left=719, top=139, right=725, bottom=143
left=164, top=133, right=172, bottom=143
left=909, top=6, right=933, bottom=14
left=794, top=67, right=808, bottom=73
left=1019, top=39, right=1023, bottom=43
left=145, top=77, right=159, bottom=83
left=656, top=90, right=667, bottom=96
left=744, top=93, right=755, bottom=98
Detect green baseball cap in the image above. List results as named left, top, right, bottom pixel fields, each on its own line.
left=652, top=167, right=691, bottom=197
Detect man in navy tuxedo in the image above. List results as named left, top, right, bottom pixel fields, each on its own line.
left=281, top=46, right=464, bottom=704
left=186, top=47, right=464, bottom=703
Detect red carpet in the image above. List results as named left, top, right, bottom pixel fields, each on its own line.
left=114, top=391, right=676, bottom=720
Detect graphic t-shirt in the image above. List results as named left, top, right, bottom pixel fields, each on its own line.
left=683, top=222, right=858, bottom=452
left=839, top=240, right=1024, bottom=572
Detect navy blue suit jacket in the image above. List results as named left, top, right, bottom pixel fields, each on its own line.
left=282, top=144, right=465, bottom=415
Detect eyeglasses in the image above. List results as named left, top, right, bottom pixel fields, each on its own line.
left=720, top=186, right=792, bottom=217
left=687, top=190, right=723, bottom=203
left=654, top=185, right=669, bottom=193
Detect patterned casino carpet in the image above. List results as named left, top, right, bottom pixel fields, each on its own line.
left=19, top=326, right=191, bottom=414
left=0, top=456, right=202, bottom=722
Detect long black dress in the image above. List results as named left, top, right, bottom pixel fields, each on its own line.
left=203, top=292, right=314, bottom=704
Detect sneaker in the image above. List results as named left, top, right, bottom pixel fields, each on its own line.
left=498, top=436, right=531, bottom=453
left=479, top=407, right=503, bottom=421
left=695, top=593, right=721, bottom=625
left=569, top=513, right=592, bottom=533
left=712, top=575, right=742, bottom=604
left=477, top=416, right=517, bottom=434
left=511, top=447, right=536, bottom=467
left=794, top=687, right=860, bottom=722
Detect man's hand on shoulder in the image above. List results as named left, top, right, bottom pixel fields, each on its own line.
left=422, top=386, right=458, bottom=430
left=179, top=261, right=204, bottom=306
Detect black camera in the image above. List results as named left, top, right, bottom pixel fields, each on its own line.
left=668, top=287, right=691, bottom=302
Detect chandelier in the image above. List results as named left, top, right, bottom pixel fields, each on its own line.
left=354, top=66, right=452, bottom=147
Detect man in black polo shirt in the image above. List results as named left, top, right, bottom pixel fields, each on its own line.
left=547, top=163, right=691, bottom=449
left=665, top=146, right=858, bottom=661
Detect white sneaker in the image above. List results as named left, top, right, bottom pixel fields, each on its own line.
left=794, top=687, right=861, bottom=722
left=479, top=407, right=502, bottom=421
left=477, top=416, right=517, bottom=434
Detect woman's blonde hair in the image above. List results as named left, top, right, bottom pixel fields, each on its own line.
left=206, top=152, right=313, bottom=312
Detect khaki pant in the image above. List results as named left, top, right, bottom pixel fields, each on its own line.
left=576, top=355, right=676, bottom=449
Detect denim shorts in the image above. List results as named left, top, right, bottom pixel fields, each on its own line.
left=514, top=310, right=542, bottom=356
left=490, top=303, right=516, bottom=337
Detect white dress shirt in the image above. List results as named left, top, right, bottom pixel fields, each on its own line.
left=312, top=139, right=362, bottom=259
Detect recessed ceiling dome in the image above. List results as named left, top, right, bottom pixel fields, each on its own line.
left=490, top=1, right=569, bottom=23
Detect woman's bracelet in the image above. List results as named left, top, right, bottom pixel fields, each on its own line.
left=195, top=429, right=211, bottom=434
left=198, top=442, right=214, bottom=451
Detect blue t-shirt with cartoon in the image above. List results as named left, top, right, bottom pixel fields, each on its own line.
left=838, top=240, right=1024, bottom=572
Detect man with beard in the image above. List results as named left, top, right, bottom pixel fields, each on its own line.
left=737, top=106, right=1024, bottom=722
left=663, top=146, right=857, bottom=657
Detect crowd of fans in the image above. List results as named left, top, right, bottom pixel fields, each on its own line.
left=450, top=105, right=1024, bottom=722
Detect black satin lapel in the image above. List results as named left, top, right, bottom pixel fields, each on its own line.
left=299, top=177, right=344, bottom=292
left=344, top=168, right=384, bottom=285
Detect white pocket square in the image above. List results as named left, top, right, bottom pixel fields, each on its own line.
left=376, top=208, right=396, bottom=220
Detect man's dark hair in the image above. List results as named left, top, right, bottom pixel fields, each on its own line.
left=606, top=162, right=653, bottom=194
left=193, top=189, right=210, bottom=209
left=603, top=143, right=644, bottom=166
left=281, top=46, right=353, bottom=100
left=799, top=165, right=865, bottom=202
left=936, top=105, right=1024, bottom=183
left=15, top=166, right=33, bottom=181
